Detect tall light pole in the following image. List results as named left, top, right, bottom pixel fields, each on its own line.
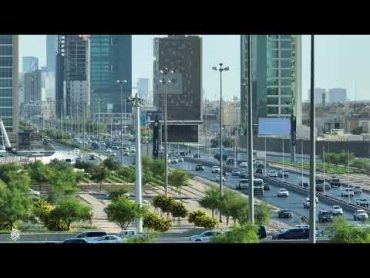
left=309, top=35, right=316, bottom=243
left=128, top=92, right=144, bottom=233
left=159, top=67, right=174, bottom=196
left=212, top=63, right=230, bottom=222
left=246, top=35, right=254, bottom=223
left=117, top=80, right=128, bottom=165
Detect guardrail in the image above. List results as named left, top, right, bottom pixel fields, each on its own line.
left=184, top=157, right=370, bottom=214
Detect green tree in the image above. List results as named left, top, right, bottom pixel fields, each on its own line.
left=103, top=157, right=121, bottom=171
left=169, top=201, right=188, bottom=224
left=105, top=196, right=144, bottom=230
left=168, top=169, right=189, bottom=194
left=331, top=217, right=370, bottom=243
left=117, top=166, right=135, bottom=183
left=143, top=212, right=172, bottom=232
left=188, top=210, right=217, bottom=229
left=0, top=184, right=33, bottom=231
left=199, top=186, right=222, bottom=219
left=27, top=161, right=53, bottom=185
left=107, top=184, right=130, bottom=200
left=220, top=191, right=248, bottom=225
left=33, top=198, right=53, bottom=226
left=211, top=223, right=260, bottom=243
left=152, top=195, right=176, bottom=218
left=151, top=159, right=165, bottom=179
left=46, top=198, right=92, bottom=231
left=91, top=166, right=110, bottom=191
left=255, top=202, right=271, bottom=226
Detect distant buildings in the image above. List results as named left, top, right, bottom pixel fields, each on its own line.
left=308, top=88, right=326, bottom=105
left=55, top=35, right=90, bottom=119
left=137, top=78, right=149, bottom=100
left=46, top=35, right=57, bottom=74
left=240, top=35, right=302, bottom=127
left=328, top=88, right=347, bottom=103
left=153, top=35, right=202, bottom=142
left=22, top=56, right=38, bottom=73
left=90, top=35, right=132, bottom=115
left=24, top=69, right=42, bottom=103
left=0, top=35, right=18, bottom=137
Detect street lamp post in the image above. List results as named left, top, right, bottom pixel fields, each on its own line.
left=159, top=68, right=174, bottom=197
left=128, top=92, right=144, bottom=233
left=117, top=80, right=128, bottom=165
left=212, top=63, right=230, bottom=222
left=309, top=35, right=316, bottom=243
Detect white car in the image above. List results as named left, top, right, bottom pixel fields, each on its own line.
left=27, top=189, right=41, bottom=197
left=340, top=188, right=354, bottom=197
left=189, top=231, right=221, bottom=242
left=303, top=197, right=319, bottom=208
left=211, top=166, right=221, bottom=173
left=353, top=209, right=369, bottom=221
left=177, top=157, right=184, bottom=163
left=106, top=148, right=113, bottom=153
left=93, top=235, right=123, bottom=243
left=239, top=161, right=248, bottom=168
left=170, top=157, right=179, bottom=164
left=277, top=188, right=289, bottom=197
left=232, top=169, right=241, bottom=176
left=331, top=205, right=343, bottom=216
left=215, top=175, right=226, bottom=182
left=268, top=170, right=278, bottom=177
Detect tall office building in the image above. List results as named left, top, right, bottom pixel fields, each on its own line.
left=328, top=88, right=347, bottom=103
left=22, top=56, right=38, bottom=73
left=308, top=88, right=326, bottom=104
left=90, top=35, right=132, bottom=115
left=55, top=35, right=90, bottom=119
left=24, top=69, right=42, bottom=103
left=153, top=35, right=202, bottom=142
left=46, top=35, right=57, bottom=73
left=137, top=78, right=149, bottom=99
left=240, top=35, right=302, bottom=126
left=0, top=35, right=18, bottom=136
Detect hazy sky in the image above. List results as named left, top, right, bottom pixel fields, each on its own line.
left=19, top=35, right=370, bottom=101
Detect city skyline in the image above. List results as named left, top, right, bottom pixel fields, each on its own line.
left=19, top=35, right=370, bottom=102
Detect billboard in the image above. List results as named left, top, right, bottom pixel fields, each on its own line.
left=258, top=118, right=291, bottom=137
left=162, top=125, right=198, bottom=143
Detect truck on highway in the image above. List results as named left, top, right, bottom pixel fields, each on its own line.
left=236, top=178, right=264, bottom=196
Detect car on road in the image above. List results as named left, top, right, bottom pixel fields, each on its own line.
left=299, top=181, right=309, bottom=188
left=356, top=198, right=369, bottom=208
left=177, top=157, right=184, bottom=162
left=239, top=172, right=248, bottom=179
left=303, top=197, right=319, bottom=208
left=110, top=152, right=117, bottom=157
left=263, top=183, right=270, bottom=191
left=278, top=209, right=293, bottom=219
left=193, top=154, right=201, bottom=158
left=195, top=165, right=205, bottom=171
left=215, top=175, right=226, bottom=182
left=340, top=188, right=354, bottom=197
left=237, top=178, right=248, bottom=190
left=318, top=210, right=333, bottom=223
left=179, top=151, right=186, bottom=156
left=211, top=166, right=221, bottom=173
left=123, top=150, right=130, bottom=156
left=329, top=177, right=341, bottom=187
left=278, top=169, right=289, bottom=178
left=331, top=205, right=343, bottom=216
left=75, top=231, right=107, bottom=242
left=255, top=168, right=263, bottom=175
left=253, top=178, right=264, bottom=195
left=189, top=230, right=221, bottom=242
left=232, top=169, right=241, bottom=176
left=63, top=238, right=90, bottom=244
left=239, top=161, right=248, bottom=168
left=353, top=209, right=369, bottom=221
left=89, top=154, right=95, bottom=160
left=354, top=185, right=362, bottom=194
left=277, top=188, right=289, bottom=197
left=92, top=235, right=123, bottom=243
left=268, top=170, right=278, bottom=177
left=226, top=158, right=235, bottom=165
left=169, top=157, right=179, bottom=164
left=272, top=227, right=309, bottom=240
left=316, top=182, right=331, bottom=192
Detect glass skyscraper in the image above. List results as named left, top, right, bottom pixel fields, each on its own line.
left=90, top=35, right=132, bottom=115
left=240, top=35, right=302, bottom=126
left=0, top=35, right=18, bottom=135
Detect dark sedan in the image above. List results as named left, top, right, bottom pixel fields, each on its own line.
left=278, top=209, right=293, bottom=219
left=272, top=228, right=309, bottom=240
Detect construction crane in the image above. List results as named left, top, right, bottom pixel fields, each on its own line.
left=0, top=118, right=16, bottom=153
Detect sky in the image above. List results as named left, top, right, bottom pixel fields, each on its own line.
left=19, top=35, right=370, bottom=102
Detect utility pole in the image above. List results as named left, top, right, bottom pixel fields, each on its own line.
left=247, top=35, right=254, bottom=223
left=128, top=93, right=144, bottom=233
left=309, top=35, right=316, bottom=244
left=160, top=68, right=174, bottom=196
